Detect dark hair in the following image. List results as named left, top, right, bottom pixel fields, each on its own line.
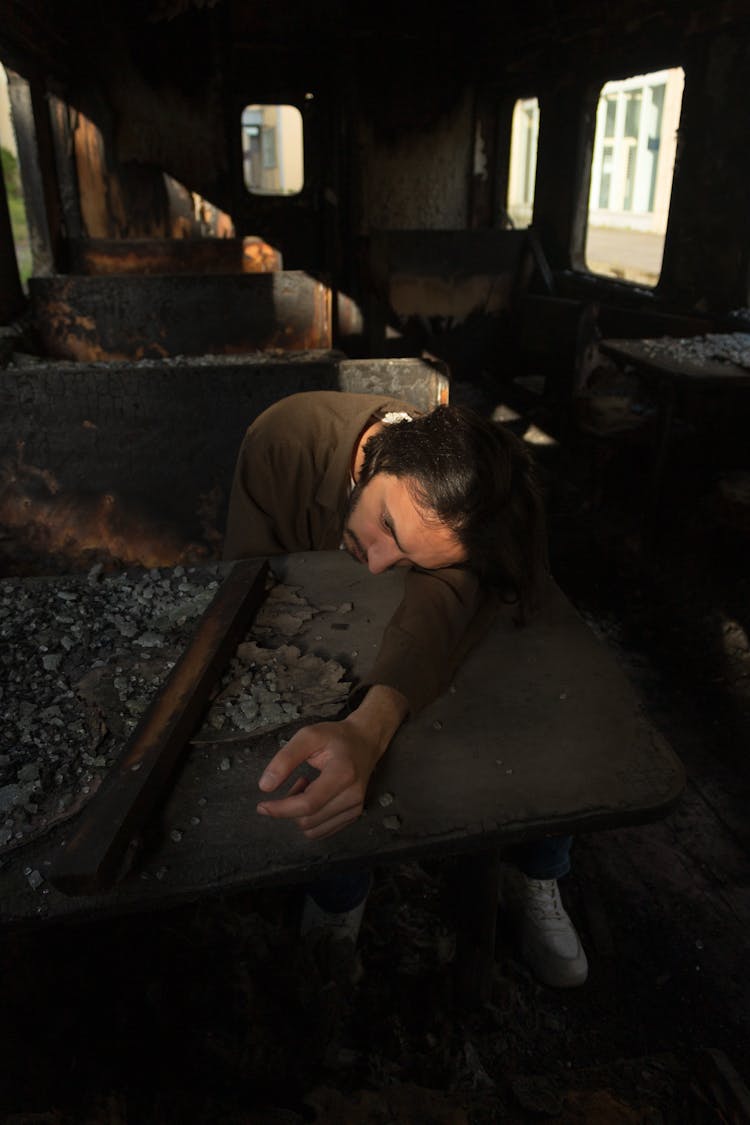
left=359, top=405, right=548, bottom=618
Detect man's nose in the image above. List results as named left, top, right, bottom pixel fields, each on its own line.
left=367, top=539, right=402, bottom=575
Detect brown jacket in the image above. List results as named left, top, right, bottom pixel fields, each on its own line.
left=223, top=391, right=488, bottom=714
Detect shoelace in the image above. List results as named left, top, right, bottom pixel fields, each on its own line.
left=524, top=879, right=566, bottom=922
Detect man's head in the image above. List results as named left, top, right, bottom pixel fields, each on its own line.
left=343, top=471, right=467, bottom=575
left=343, top=404, right=547, bottom=615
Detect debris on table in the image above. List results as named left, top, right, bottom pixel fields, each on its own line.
left=193, top=640, right=350, bottom=742
left=0, top=565, right=351, bottom=856
left=638, top=333, right=750, bottom=369
left=0, top=566, right=219, bottom=854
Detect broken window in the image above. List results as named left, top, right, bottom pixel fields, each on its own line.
left=241, top=104, right=303, bottom=196
left=505, top=97, right=539, bottom=228
left=0, top=64, right=31, bottom=289
left=585, top=68, right=684, bottom=287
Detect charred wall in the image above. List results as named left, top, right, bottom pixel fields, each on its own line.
left=659, top=32, right=750, bottom=312
left=2, top=1, right=750, bottom=316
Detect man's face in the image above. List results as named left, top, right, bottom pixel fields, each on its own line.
left=342, top=473, right=466, bottom=575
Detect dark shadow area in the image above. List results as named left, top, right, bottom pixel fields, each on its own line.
left=1, top=392, right=748, bottom=1122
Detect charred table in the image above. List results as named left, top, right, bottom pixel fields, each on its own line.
left=600, top=334, right=750, bottom=530
left=0, top=552, right=685, bottom=1003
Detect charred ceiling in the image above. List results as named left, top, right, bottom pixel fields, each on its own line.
left=2, top=0, right=750, bottom=306
left=4, top=0, right=749, bottom=95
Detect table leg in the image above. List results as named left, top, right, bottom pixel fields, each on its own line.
left=649, top=382, right=677, bottom=525
left=452, top=848, right=500, bottom=1008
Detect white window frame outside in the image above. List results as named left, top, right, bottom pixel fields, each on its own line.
left=241, top=103, right=303, bottom=196
left=588, top=68, right=684, bottom=235
left=506, top=97, right=540, bottom=229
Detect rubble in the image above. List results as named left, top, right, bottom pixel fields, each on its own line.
left=193, top=639, right=350, bottom=742
left=0, top=566, right=351, bottom=855
left=639, top=332, right=750, bottom=369
left=0, top=565, right=221, bottom=853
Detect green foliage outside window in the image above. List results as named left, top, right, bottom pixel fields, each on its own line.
left=1, top=145, right=31, bottom=287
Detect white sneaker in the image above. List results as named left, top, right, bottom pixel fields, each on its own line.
left=501, top=870, right=588, bottom=988
left=300, top=893, right=368, bottom=945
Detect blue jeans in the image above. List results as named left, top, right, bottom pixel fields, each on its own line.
left=308, top=836, right=573, bottom=911
left=307, top=869, right=373, bottom=912
left=506, top=834, right=573, bottom=881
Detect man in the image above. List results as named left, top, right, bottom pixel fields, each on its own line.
left=224, top=390, right=587, bottom=988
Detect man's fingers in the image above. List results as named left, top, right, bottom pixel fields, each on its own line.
left=259, top=784, right=363, bottom=839
left=257, top=793, right=310, bottom=819
left=258, top=727, right=324, bottom=792
left=255, top=713, right=384, bottom=840
left=257, top=771, right=360, bottom=823
left=293, top=782, right=362, bottom=830
left=287, top=776, right=310, bottom=797
left=301, top=808, right=362, bottom=840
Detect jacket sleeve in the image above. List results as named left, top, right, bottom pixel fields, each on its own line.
left=361, top=565, right=497, bottom=714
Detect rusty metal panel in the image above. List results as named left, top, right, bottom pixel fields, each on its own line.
left=70, top=110, right=125, bottom=241
left=28, top=271, right=333, bottom=360
left=69, top=237, right=282, bottom=276
left=369, top=229, right=532, bottom=319
left=48, top=558, right=270, bottom=894
left=337, top=358, right=449, bottom=409
left=240, top=237, right=283, bottom=273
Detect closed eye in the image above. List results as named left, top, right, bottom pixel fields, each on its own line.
left=382, top=511, right=405, bottom=552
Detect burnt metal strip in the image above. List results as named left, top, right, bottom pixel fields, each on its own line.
left=48, top=559, right=270, bottom=896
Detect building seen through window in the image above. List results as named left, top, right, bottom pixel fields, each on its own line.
left=241, top=104, right=304, bottom=196
left=585, top=67, right=684, bottom=286
left=506, top=97, right=539, bottom=228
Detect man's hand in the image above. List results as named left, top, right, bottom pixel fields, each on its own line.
left=256, top=684, right=408, bottom=840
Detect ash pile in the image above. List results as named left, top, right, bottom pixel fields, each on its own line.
left=0, top=565, right=350, bottom=858
left=640, top=332, right=750, bottom=368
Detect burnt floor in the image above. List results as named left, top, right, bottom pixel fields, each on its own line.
left=0, top=399, right=749, bottom=1124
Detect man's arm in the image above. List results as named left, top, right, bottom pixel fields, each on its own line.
left=362, top=565, right=493, bottom=714
left=252, top=568, right=492, bottom=838
left=255, top=683, right=409, bottom=839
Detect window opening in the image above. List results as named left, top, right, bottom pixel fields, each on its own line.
left=585, top=67, right=684, bottom=287
left=0, top=65, right=31, bottom=289
left=505, top=97, right=539, bottom=229
left=241, top=104, right=303, bottom=196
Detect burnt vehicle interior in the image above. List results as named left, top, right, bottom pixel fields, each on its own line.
left=1, top=1, right=749, bottom=1121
